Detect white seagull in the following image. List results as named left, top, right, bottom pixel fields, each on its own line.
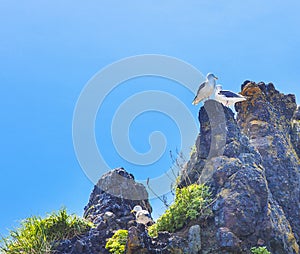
left=192, top=73, right=218, bottom=105
left=215, top=85, right=247, bottom=106
left=131, top=205, right=153, bottom=226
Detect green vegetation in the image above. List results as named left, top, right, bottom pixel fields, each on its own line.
left=0, top=208, right=94, bottom=254
left=148, top=183, right=212, bottom=236
left=147, top=223, right=158, bottom=238
left=251, top=246, right=271, bottom=254
left=105, top=229, right=128, bottom=254
left=190, top=144, right=197, bottom=156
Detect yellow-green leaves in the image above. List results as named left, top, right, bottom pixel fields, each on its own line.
left=105, top=229, right=128, bottom=254
left=148, top=183, right=212, bottom=236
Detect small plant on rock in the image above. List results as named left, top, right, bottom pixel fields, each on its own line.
left=148, top=183, right=212, bottom=236
left=148, top=223, right=158, bottom=238
left=251, top=246, right=271, bottom=254
left=0, top=208, right=94, bottom=254
left=105, top=229, right=128, bottom=254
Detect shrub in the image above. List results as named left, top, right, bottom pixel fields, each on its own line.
left=148, top=223, right=158, bottom=238
left=105, top=229, right=128, bottom=254
left=148, top=183, right=212, bottom=235
left=0, top=208, right=94, bottom=254
left=251, top=246, right=271, bottom=254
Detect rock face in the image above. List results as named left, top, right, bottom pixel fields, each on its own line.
left=55, top=82, right=300, bottom=254
left=291, top=106, right=300, bottom=158
left=54, top=168, right=152, bottom=254
left=237, top=82, right=300, bottom=248
left=180, top=98, right=299, bottom=253
left=179, top=82, right=300, bottom=253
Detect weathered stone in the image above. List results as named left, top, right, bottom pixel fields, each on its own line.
left=126, top=226, right=149, bottom=254
left=53, top=167, right=152, bottom=254
left=180, top=85, right=300, bottom=253
left=187, top=225, right=201, bottom=254
left=237, top=82, right=300, bottom=248
left=291, top=106, right=300, bottom=158
left=216, top=227, right=241, bottom=251
left=53, top=82, right=300, bottom=254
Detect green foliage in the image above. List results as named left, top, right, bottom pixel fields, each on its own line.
left=148, top=183, right=212, bottom=235
left=0, top=208, right=94, bottom=254
left=148, top=223, right=158, bottom=238
left=105, top=229, right=128, bottom=254
left=251, top=246, right=271, bottom=254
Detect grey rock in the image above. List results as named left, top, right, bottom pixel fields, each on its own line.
left=216, top=227, right=241, bottom=251
left=186, top=225, right=201, bottom=254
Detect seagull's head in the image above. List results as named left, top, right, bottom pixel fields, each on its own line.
left=216, top=85, right=222, bottom=92
left=207, top=73, right=218, bottom=81
left=131, top=205, right=143, bottom=213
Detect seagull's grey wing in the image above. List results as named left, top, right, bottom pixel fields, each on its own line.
left=193, top=82, right=206, bottom=102
left=196, top=82, right=206, bottom=94
left=220, top=90, right=243, bottom=98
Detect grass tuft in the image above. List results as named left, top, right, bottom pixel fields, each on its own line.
left=0, top=208, right=94, bottom=254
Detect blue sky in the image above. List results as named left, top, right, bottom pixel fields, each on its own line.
left=1, top=0, right=300, bottom=236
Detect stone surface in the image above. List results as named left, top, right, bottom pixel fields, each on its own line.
left=180, top=90, right=299, bottom=253
left=291, top=106, right=300, bottom=158
left=54, top=167, right=152, bottom=254
left=187, top=225, right=201, bottom=254
left=54, top=82, right=300, bottom=254
left=237, top=82, right=300, bottom=248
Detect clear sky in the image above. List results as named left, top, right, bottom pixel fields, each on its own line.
left=1, top=0, right=300, bottom=236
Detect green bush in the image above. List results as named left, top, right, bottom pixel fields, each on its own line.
left=251, top=246, right=271, bottom=254
left=148, top=183, right=212, bottom=235
left=105, top=229, right=128, bottom=254
left=147, top=223, right=158, bottom=238
left=0, top=208, right=94, bottom=254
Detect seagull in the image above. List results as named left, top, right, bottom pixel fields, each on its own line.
left=131, top=205, right=153, bottom=226
left=215, top=85, right=247, bottom=106
left=192, top=73, right=218, bottom=105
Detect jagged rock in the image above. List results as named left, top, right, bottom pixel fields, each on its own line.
left=54, top=82, right=300, bottom=254
left=216, top=227, right=241, bottom=252
left=53, top=167, right=152, bottom=254
left=291, top=106, right=300, bottom=158
left=237, top=82, right=300, bottom=248
left=180, top=95, right=299, bottom=253
left=126, top=226, right=150, bottom=254
left=187, top=225, right=201, bottom=254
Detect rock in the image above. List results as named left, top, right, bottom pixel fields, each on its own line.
left=53, top=82, right=300, bottom=254
left=237, top=82, right=300, bottom=247
left=180, top=88, right=299, bottom=253
left=216, top=227, right=241, bottom=251
left=186, top=225, right=201, bottom=254
left=53, top=167, right=152, bottom=254
left=126, top=226, right=149, bottom=254
left=291, top=106, right=300, bottom=158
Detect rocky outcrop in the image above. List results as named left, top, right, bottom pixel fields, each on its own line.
left=180, top=98, right=299, bottom=253
left=55, top=82, right=300, bottom=254
left=237, top=82, right=300, bottom=248
left=54, top=168, right=152, bottom=254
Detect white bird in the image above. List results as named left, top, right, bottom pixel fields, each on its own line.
left=192, top=73, right=218, bottom=105
left=215, top=85, right=247, bottom=106
left=131, top=205, right=153, bottom=226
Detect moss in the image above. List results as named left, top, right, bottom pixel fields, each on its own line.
left=105, top=229, right=128, bottom=254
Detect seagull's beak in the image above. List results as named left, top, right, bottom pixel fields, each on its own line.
left=215, top=76, right=218, bottom=80
left=131, top=210, right=135, bottom=213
